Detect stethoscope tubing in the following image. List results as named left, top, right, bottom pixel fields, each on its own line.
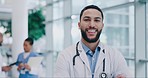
left=73, top=41, right=107, bottom=78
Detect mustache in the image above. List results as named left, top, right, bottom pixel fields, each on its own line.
left=85, top=27, right=98, bottom=32
left=81, top=28, right=102, bottom=43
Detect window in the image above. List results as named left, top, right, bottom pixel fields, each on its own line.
left=53, top=1, right=63, bottom=20
left=103, top=6, right=134, bottom=76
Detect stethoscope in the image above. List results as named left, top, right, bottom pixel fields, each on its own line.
left=73, top=41, right=107, bottom=78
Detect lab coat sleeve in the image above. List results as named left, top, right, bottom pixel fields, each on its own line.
left=113, top=49, right=131, bottom=77
left=0, top=54, right=6, bottom=77
left=54, top=52, right=70, bottom=77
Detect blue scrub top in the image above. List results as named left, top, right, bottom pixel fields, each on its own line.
left=17, top=52, right=39, bottom=78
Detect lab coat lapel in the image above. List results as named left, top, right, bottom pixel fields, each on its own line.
left=95, top=46, right=105, bottom=73
left=78, top=43, right=91, bottom=73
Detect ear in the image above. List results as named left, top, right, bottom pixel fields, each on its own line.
left=78, top=22, right=81, bottom=29
left=102, top=23, right=104, bottom=29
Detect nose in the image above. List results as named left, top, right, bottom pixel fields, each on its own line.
left=89, top=20, right=95, bottom=27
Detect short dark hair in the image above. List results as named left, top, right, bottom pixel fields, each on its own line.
left=80, top=5, right=104, bottom=21
left=25, top=37, right=34, bottom=45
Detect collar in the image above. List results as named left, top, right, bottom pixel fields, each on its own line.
left=81, top=41, right=101, bottom=57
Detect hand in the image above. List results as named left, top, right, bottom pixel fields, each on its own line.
left=17, top=63, right=24, bottom=71
left=24, top=64, right=31, bottom=71
left=116, top=74, right=126, bottom=78
left=2, top=66, right=11, bottom=72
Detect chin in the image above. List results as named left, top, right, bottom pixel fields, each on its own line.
left=25, top=51, right=30, bottom=52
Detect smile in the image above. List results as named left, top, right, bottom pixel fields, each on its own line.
left=86, top=29, right=98, bottom=33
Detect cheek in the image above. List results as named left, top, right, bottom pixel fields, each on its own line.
left=24, top=46, right=29, bottom=50
left=80, top=24, right=88, bottom=30
left=24, top=47, right=28, bottom=50
left=28, top=46, right=32, bottom=49
left=80, top=27, right=86, bottom=32
left=100, top=23, right=104, bottom=28
left=80, top=22, right=89, bottom=27
left=97, top=24, right=103, bottom=30
left=98, top=26, right=103, bottom=30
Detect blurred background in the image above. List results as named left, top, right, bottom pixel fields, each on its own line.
left=0, top=0, right=147, bottom=77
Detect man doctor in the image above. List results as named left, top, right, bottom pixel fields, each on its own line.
left=54, top=5, right=131, bottom=78
left=0, top=32, right=12, bottom=77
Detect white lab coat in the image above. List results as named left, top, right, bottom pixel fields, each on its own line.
left=0, top=53, right=6, bottom=77
left=54, top=42, right=131, bottom=78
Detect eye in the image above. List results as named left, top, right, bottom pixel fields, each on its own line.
left=84, top=19, right=90, bottom=21
left=95, top=19, right=101, bottom=22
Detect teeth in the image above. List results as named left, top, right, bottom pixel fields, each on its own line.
left=88, top=29, right=96, bottom=32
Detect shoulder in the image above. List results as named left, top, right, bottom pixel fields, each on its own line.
left=60, top=44, right=75, bottom=55
left=30, top=52, right=39, bottom=56
left=58, top=44, right=76, bottom=59
left=17, top=52, right=24, bottom=59
left=100, top=42, right=124, bottom=58
left=18, top=52, right=24, bottom=56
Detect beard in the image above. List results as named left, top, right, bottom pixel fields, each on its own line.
left=81, top=28, right=102, bottom=43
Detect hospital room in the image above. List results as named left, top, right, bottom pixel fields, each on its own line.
left=0, top=0, right=147, bottom=78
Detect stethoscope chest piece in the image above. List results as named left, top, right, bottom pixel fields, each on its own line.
left=100, top=72, right=107, bottom=78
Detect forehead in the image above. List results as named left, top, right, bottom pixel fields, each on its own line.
left=82, top=9, right=102, bottom=18
left=24, top=41, right=30, bottom=44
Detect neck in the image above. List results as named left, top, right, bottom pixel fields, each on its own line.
left=81, top=38, right=100, bottom=52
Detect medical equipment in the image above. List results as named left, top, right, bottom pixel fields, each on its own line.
left=73, top=42, right=107, bottom=78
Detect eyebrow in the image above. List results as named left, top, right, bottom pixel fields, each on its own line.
left=83, top=16, right=101, bottom=19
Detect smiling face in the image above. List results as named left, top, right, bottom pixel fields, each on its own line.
left=78, top=9, right=104, bottom=43
left=23, top=41, right=32, bottom=52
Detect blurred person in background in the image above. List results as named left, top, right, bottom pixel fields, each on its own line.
left=16, top=37, right=42, bottom=78
left=0, top=32, right=11, bottom=77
